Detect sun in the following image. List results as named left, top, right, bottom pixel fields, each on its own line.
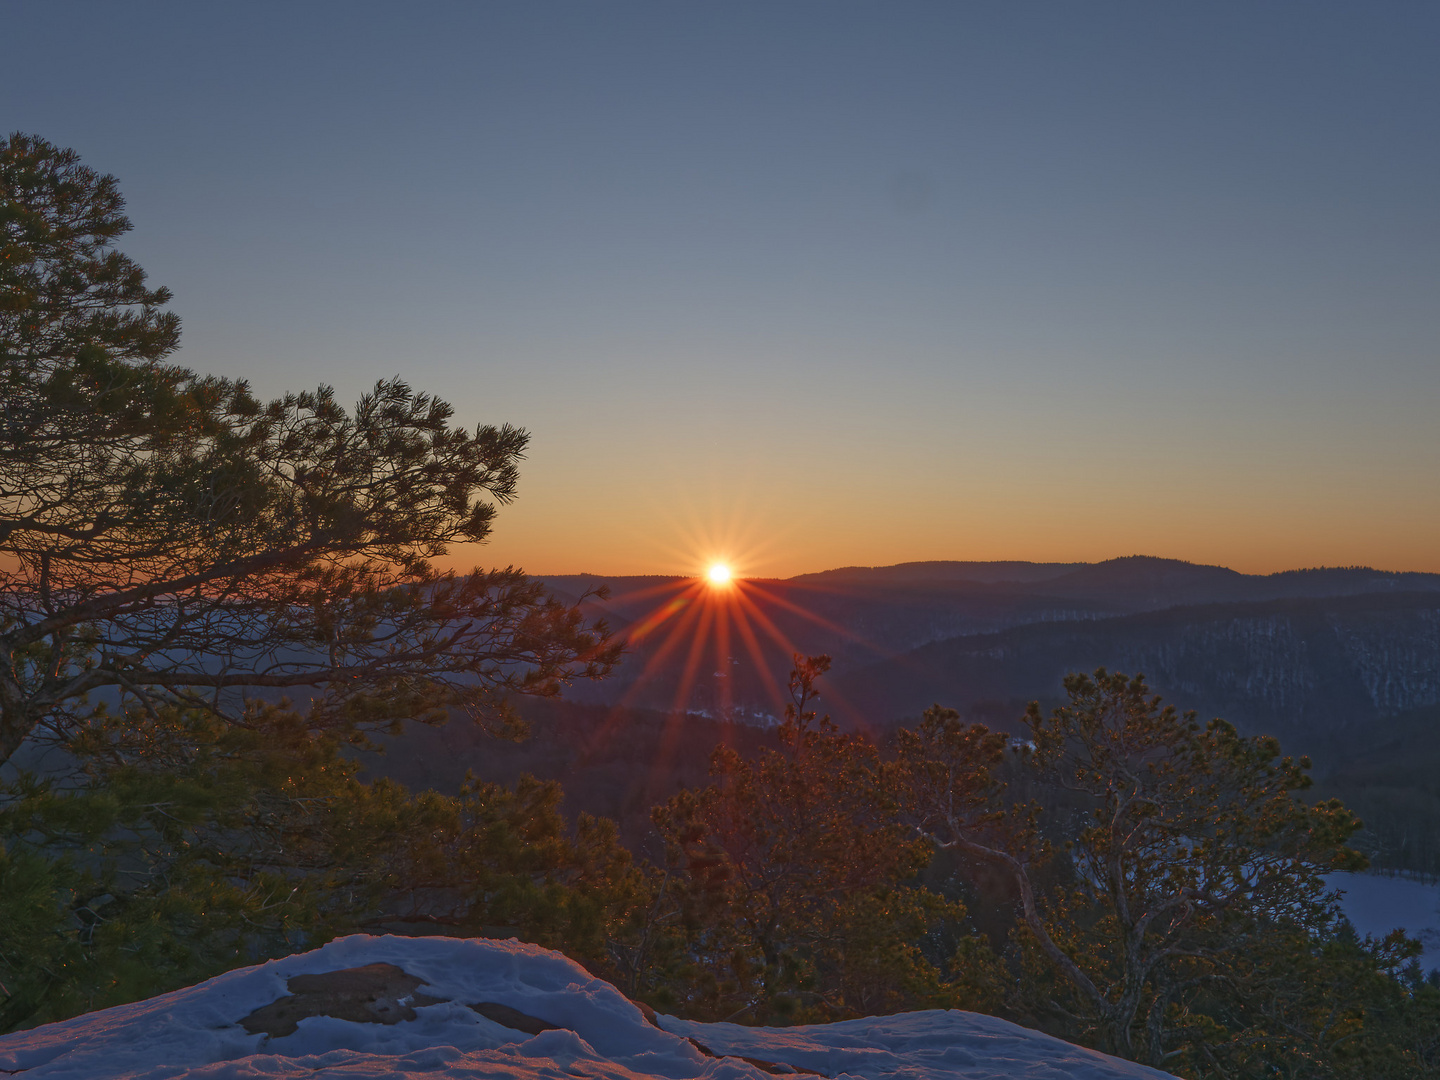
left=707, top=563, right=732, bottom=585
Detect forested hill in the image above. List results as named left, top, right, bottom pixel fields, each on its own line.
left=537, top=557, right=1440, bottom=737
left=834, top=590, right=1440, bottom=756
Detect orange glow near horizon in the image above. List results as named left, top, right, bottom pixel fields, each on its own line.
left=449, top=425, right=1440, bottom=579
left=575, top=560, right=899, bottom=773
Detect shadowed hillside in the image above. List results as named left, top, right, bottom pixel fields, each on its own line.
left=834, top=591, right=1440, bottom=759
left=537, top=558, right=1440, bottom=732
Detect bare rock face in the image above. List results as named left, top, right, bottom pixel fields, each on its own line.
left=240, top=963, right=447, bottom=1037
left=468, top=1002, right=561, bottom=1036
left=684, top=1036, right=827, bottom=1076
left=239, top=962, right=570, bottom=1042
left=235, top=957, right=821, bottom=1074
left=629, top=997, right=661, bottom=1028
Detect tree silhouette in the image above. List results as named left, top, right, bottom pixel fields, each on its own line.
left=898, top=669, right=1367, bottom=1067
left=651, top=655, right=993, bottom=1022
left=0, top=133, right=618, bottom=763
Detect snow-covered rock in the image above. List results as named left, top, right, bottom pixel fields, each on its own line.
left=0, top=934, right=1177, bottom=1079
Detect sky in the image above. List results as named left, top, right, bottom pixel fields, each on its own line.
left=5, top=2, right=1438, bottom=577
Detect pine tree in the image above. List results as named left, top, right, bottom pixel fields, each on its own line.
left=0, top=702, right=642, bottom=1032
left=897, top=669, right=1369, bottom=1069
left=649, top=656, right=998, bottom=1023
left=1, top=132, right=618, bottom=763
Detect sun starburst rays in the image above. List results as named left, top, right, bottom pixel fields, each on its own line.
left=570, top=493, right=893, bottom=757
left=576, top=566, right=888, bottom=764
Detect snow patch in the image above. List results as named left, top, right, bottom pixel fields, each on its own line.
left=1332, top=871, right=1440, bottom=971
left=0, top=934, right=1177, bottom=1079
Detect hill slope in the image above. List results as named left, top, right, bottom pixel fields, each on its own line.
left=834, top=590, right=1440, bottom=761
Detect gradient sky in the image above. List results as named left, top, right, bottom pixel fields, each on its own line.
left=5, top=2, right=1438, bottom=576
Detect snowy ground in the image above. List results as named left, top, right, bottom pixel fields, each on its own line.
left=1331, top=870, right=1440, bottom=971
left=0, top=934, right=1177, bottom=1080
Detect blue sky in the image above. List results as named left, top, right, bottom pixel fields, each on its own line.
left=6, top=2, right=1438, bottom=574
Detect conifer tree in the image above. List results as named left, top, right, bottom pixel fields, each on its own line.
left=0, top=702, right=641, bottom=1032
left=0, top=133, right=618, bottom=763
left=650, top=656, right=998, bottom=1023
left=897, top=669, right=1369, bottom=1069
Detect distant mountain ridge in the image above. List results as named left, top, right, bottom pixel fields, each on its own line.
left=546, top=556, right=1440, bottom=616
left=535, top=556, right=1440, bottom=748
left=835, top=590, right=1440, bottom=752
left=790, top=560, right=1087, bottom=585
left=788, top=556, right=1440, bottom=608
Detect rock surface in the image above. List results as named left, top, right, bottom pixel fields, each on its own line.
left=240, top=963, right=447, bottom=1036
left=0, top=934, right=1179, bottom=1080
